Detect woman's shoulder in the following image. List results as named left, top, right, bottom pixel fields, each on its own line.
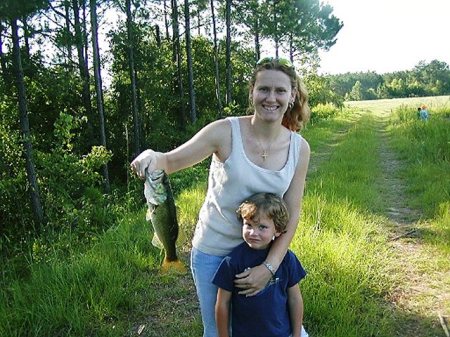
left=299, top=135, right=310, bottom=153
left=203, top=118, right=232, bottom=136
left=207, top=115, right=252, bottom=135
left=290, top=131, right=310, bottom=157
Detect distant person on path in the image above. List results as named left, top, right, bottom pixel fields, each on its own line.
left=130, top=57, right=311, bottom=337
left=419, top=105, right=429, bottom=120
left=213, top=193, right=308, bottom=337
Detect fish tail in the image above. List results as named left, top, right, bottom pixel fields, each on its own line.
left=161, top=259, right=187, bottom=274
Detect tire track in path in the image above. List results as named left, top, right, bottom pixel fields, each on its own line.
left=375, top=116, right=448, bottom=337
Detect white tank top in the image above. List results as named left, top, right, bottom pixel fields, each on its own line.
left=192, top=117, right=303, bottom=256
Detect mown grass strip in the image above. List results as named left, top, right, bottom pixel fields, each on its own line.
left=297, top=112, right=395, bottom=337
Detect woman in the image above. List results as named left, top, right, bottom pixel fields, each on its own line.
left=131, top=57, right=311, bottom=337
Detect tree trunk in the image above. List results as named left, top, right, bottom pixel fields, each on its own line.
left=22, top=16, right=31, bottom=60
left=210, top=0, right=222, bottom=116
left=225, top=0, right=232, bottom=105
left=125, top=0, right=141, bottom=157
left=64, top=0, right=73, bottom=64
left=197, top=6, right=201, bottom=36
left=72, top=0, right=94, bottom=145
left=154, top=24, right=161, bottom=47
left=90, top=0, right=110, bottom=192
left=273, top=0, right=279, bottom=58
left=254, top=14, right=260, bottom=62
left=289, top=33, right=294, bottom=63
left=163, top=0, right=170, bottom=40
left=0, top=21, right=8, bottom=82
left=171, top=0, right=186, bottom=129
left=11, top=18, right=44, bottom=228
left=184, top=0, right=196, bottom=123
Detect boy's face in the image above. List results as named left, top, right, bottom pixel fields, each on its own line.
left=242, top=212, right=281, bottom=250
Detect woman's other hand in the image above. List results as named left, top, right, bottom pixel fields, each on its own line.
left=234, top=264, right=272, bottom=296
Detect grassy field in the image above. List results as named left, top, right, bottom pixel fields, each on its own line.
left=1, top=96, right=449, bottom=336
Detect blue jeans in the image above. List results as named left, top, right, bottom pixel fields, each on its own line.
left=190, top=247, right=310, bottom=337
left=191, top=247, right=225, bottom=337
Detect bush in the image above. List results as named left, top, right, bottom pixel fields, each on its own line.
left=310, top=103, right=341, bottom=123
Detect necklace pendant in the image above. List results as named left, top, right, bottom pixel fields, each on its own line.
left=261, top=151, right=268, bottom=160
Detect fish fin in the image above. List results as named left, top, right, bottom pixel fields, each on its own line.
left=161, top=260, right=187, bottom=274
left=145, top=208, right=155, bottom=221
left=151, top=233, right=164, bottom=249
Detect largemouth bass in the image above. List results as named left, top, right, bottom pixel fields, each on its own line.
left=144, top=169, right=185, bottom=272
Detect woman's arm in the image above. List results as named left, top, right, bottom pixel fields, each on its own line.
left=215, top=288, right=232, bottom=337
left=131, top=119, right=231, bottom=178
left=288, top=284, right=304, bottom=337
left=234, top=138, right=310, bottom=295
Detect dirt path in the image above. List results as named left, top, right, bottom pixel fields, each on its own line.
left=375, top=116, right=449, bottom=337
left=307, top=113, right=449, bottom=336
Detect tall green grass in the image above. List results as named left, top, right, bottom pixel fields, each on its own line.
left=388, top=103, right=450, bottom=251
left=0, top=210, right=202, bottom=336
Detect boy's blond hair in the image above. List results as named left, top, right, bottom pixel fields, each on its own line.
left=237, top=193, right=289, bottom=234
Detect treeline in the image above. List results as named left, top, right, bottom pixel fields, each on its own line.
left=0, top=0, right=342, bottom=241
left=327, top=59, right=450, bottom=101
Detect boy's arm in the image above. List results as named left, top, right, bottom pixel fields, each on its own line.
left=215, top=288, right=232, bottom=337
left=287, top=284, right=304, bottom=337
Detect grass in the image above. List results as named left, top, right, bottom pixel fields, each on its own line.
left=1, top=96, right=449, bottom=336
left=298, top=112, right=395, bottom=336
left=387, top=104, right=450, bottom=217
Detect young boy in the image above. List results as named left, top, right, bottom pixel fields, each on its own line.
left=212, top=192, right=308, bottom=337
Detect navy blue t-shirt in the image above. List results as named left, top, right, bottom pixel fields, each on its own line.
left=212, top=242, right=306, bottom=337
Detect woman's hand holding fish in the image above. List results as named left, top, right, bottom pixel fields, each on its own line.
left=131, top=149, right=165, bottom=179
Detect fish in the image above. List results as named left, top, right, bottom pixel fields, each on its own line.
left=144, top=169, right=186, bottom=273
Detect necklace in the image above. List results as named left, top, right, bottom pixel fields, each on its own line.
left=250, top=119, right=280, bottom=161
left=257, top=139, right=271, bottom=161
left=254, top=132, right=278, bottom=161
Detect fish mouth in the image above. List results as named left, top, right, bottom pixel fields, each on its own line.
left=146, top=169, right=165, bottom=182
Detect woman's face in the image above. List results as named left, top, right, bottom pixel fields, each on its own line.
left=251, top=69, right=295, bottom=123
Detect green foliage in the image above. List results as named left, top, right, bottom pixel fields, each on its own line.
left=0, top=0, right=49, bottom=19
left=246, top=0, right=343, bottom=57
left=304, top=74, right=344, bottom=108
left=310, top=102, right=341, bottom=123
left=328, top=61, right=450, bottom=101
left=0, top=109, right=117, bottom=243
left=0, top=95, right=31, bottom=231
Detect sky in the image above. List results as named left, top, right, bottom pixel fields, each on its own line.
left=318, top=0, right=450, bottom=75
